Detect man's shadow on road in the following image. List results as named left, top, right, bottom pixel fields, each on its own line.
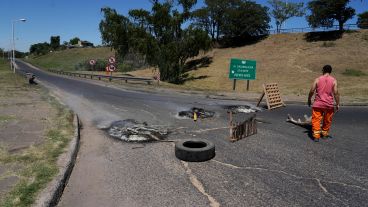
left=302, top=126, right=315, bottom=141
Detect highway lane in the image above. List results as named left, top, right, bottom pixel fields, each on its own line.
left=17, top=61, right=368, bottom=206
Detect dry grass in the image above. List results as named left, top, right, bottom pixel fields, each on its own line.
left=0, top=59, right=74, bottom=207
left=129, top=30, right=368, bottom=103
left=26, top=31, right=368, bottom=103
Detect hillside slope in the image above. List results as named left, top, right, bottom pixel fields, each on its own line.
left=28, top=31, right=368, bottom=103
left=27, top=47, right=114, bottom=71
left=134, top=30, right=368, bottom=102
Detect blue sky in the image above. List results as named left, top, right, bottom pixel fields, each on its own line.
left=0, top=0, right=367, bottom=52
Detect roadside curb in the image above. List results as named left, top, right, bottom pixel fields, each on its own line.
left=33, top=114, right=81, bottom=207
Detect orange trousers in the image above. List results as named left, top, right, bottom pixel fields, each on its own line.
left=312, top=108, right=334, bottom=139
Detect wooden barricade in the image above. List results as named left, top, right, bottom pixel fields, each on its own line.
left=257, top=83, right=285, bottom=110
left=228, top=113, right=257, bottom=142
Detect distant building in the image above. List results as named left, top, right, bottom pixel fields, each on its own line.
left=78, top=40, right=94, bottom=48
left=67, top=40, right=94, bottom=49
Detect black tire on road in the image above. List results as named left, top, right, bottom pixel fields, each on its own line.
left=175, top=139, right=215, bottom=162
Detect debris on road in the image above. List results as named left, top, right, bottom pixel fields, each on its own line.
left=228, top=113, right=257, bottom=142
left=223, top=105, right=258, bottom=114
left=107, top=119, right=169, bottom=142
left=286, top=114, right=311, bottom=127
left=175, top=139, right=215, bottom=162
left=178, top=108, right=215, bottom=119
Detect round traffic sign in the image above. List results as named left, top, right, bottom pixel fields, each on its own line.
left=108, top=64, right=116, bottom=72
left=108, top=56, right=116, bottom=64
left=89, top=59, right=96, bottom=65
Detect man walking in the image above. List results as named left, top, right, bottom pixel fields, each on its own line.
left=308, top=65, right=340, bottom=142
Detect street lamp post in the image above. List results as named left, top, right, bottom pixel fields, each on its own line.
left=12, top=18, right=26, bottom=73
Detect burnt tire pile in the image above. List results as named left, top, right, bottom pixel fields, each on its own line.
left=175, top=139, right=215, bottom=162
left=178, top=107, right=215, bottom=119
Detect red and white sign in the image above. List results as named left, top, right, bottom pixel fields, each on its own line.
left=108, top=56, right=116, bottom=64
left=154, top=70, right=160, bottom=81
left=89, top=59, right=96, bottom=65
left=106, top=64, right=116, bottom=72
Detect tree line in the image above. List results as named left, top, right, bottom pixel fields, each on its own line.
left=99, top=0, right=367, bottom=83
left=29, top=36, right=88, bottom=55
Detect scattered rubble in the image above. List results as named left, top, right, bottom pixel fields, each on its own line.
left=106, top=119, right=169, bottom=142
left=223, top=105, right=258, bottom=114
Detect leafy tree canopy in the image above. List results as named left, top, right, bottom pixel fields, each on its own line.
left=69, top=37, right=80, bottom=45
left=29, top=42, right=50, bottom=55
left=268, top=0, right=305, bottom=33
left=307, top=0, right=355, bottom=31
left=50, top=36, right=60, bottom=50
left=357, top=11, right=368, bottom=29
left=193, top=0, right=270, bottom=41
left=100, top=1, right=212, bottom=83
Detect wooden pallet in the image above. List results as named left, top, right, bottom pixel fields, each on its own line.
left=257, top=83, right=285, bottom=110
left=228, top=113, right=257, bottom=142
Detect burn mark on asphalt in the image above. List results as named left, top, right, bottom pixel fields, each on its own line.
left=178, top=108, right=215, bottom=119
left=223, top=105, right=259, bottom=114
left=106, top=119, right=169, bottom=143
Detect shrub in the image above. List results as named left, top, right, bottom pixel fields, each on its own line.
left=342, top=69, right=366, bottom=77
left=362, top=33, right=368, bottom=41
left=74, top=59, right=108, bottom=71
left=321, top=41, right=336, bottom=47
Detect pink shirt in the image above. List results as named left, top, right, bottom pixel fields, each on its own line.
left=313, top=75, right=336, bottom=109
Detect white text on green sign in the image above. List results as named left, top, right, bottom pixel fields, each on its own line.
left=229, top=59, right=256, bottom=80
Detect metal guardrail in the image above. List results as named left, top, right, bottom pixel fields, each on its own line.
left=48, top=69, right=155, bottom=85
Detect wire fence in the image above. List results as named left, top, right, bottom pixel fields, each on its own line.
left=268, top=24, right=362, bottom=35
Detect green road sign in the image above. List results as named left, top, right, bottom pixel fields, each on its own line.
left=229, top=59, right=256, bottom=80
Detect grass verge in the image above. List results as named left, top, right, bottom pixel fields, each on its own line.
left=0, top=59, right=74, bottom=207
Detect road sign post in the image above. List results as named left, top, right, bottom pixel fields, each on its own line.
left=89, top=59, right=96, bottom=76
left=229, top=58, right=256, bottom=91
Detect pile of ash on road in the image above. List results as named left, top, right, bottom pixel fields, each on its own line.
left=178, top=107, right=215, bottom=119
left=106, top=119, right=169, bottom=142
left=223, top=105, right=258, bottom=114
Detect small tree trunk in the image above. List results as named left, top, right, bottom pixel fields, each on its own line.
left=339, top=21, right=344, bottom=31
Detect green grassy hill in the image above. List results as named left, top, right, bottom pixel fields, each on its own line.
left=26, top=30, right=368, bottom=103
left=27, top=47, right=114, bottom=71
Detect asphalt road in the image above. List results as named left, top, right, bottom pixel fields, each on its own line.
left=17, top=61, right=368, bottom=207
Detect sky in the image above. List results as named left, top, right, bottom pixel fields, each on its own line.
left=1, top=0, right=367, bottom=52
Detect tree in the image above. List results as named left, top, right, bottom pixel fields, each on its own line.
left=193, top=0, right=270, bottom=41
left=221, top=0, right=270, bottom=39
left=100, top=7, right=131, bottom=58
left=357, top=11, right=368, bottom=29
left=307, top=0, right=355, bottom=31
left=100, top=1, right=212, bottom=83
left=50, top=36, right=60, bottom=50
left=69, top=37, right=80, bottom=45
left=29, top=42, right=50, bottom=55
left=268, top=0, right=305, bottom=33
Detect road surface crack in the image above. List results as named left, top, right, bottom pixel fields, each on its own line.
left=181, top=161, right=220, bottom=207
left=212, top=159, right=366, bottom=206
